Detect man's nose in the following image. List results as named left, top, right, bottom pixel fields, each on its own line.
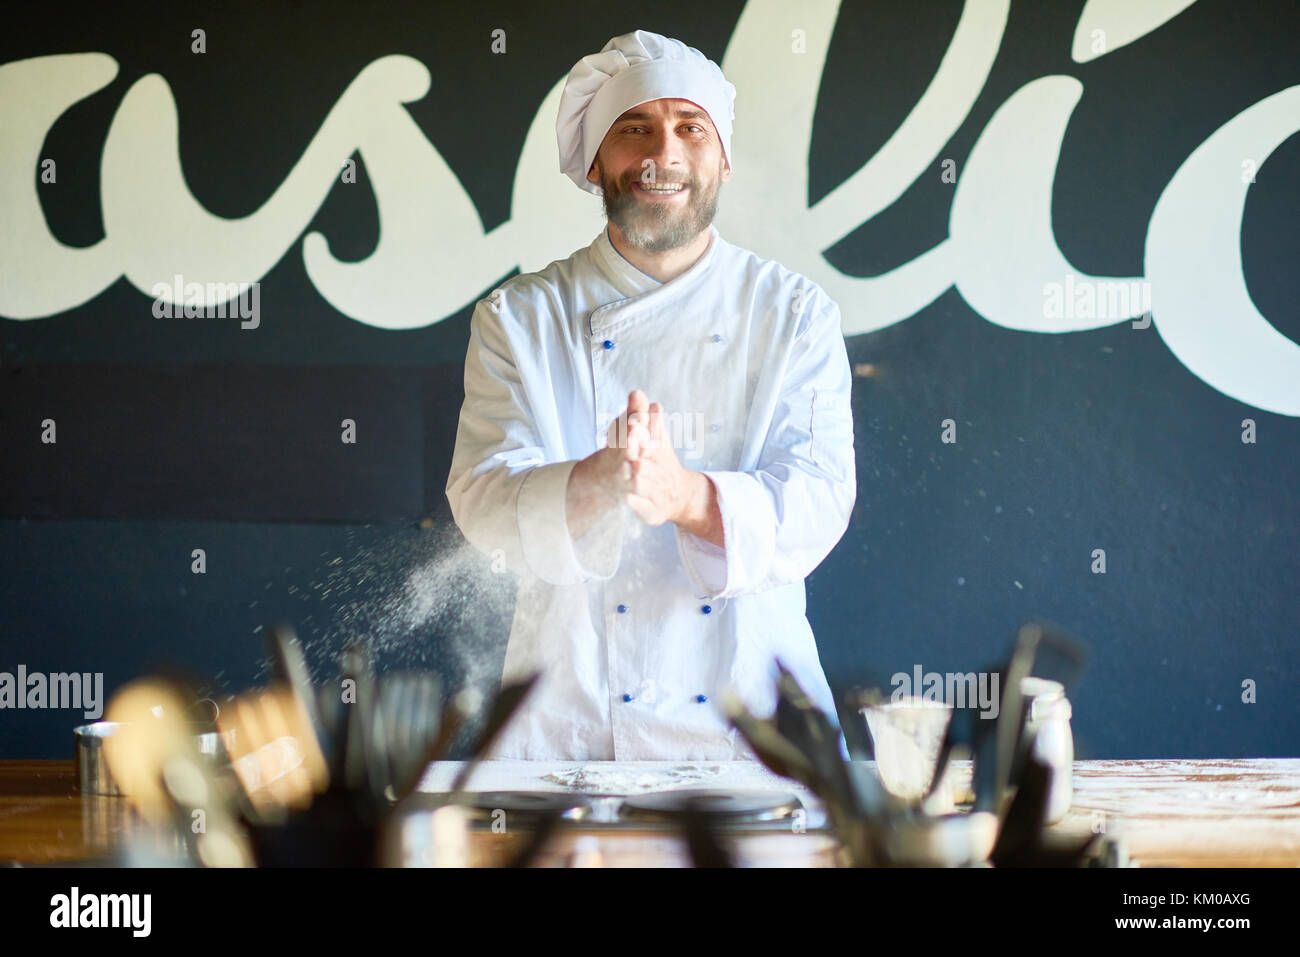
left=641, top=127, right=687, bottom=176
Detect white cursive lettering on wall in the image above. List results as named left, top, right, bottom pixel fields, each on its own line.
left=1144, top=86, right=1300, bottom=418
left=0, top=0, right=1296, bottom=414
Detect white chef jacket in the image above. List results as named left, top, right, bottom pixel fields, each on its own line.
left=445, top=222, right=856, bottom=761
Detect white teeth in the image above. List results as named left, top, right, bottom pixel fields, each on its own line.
left=638, top=183, right=684, bottom=192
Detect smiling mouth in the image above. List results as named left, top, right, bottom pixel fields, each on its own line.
left=633, top=182, right=688, bottom=196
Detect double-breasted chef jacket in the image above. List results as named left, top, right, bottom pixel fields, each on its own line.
left=446, top=222, right=856, bottom=760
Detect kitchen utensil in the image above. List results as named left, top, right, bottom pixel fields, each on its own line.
left=773, top=662, right=860, bottom=814
left=988, top=752, right=1100, bottom=866
left=723, top=679, right=893, bottom=866
left=216, top=683, right=328, bottom=819
left=393, top=691, right=465, bottom=801
left=378, top=671, right=442, bottom=803
left=336, top=643, right=388, bottom=809
left=233, top=650, right=376, bottom=865
left=681, top=803, right=736, bottom=868
left=102, top=678, right=254, bottom=867
left=924, top=620, right=1089, bottom=820
left=266, top=623, right=328, bottom=760
left=449, top=673, right=542, bottom=794
left=720, top=690, right=817, bottom=785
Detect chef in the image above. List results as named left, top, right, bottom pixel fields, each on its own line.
left=445, top=29, right=856, bottom=760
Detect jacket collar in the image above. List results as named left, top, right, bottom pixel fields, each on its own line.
left=594, top=224, right=662, bottom=297
left=588, top=224, right=722, bottom=335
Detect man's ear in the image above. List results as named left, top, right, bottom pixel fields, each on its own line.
left=586, top=158, right=600, bottom=186
left=721, top=154, right=731, bottom=182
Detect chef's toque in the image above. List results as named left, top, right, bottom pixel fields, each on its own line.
left=556, top=29, right=736, bottom=196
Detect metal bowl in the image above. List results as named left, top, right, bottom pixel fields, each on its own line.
left=74, top=721, right=234, bottom=796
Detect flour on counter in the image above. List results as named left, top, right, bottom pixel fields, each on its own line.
left=541, top=763, right=726, bottom=793
left=418, top=759, right=813, bottom=797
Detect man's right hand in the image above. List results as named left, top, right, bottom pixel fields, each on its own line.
left=565, top=389, right=651, bottom=541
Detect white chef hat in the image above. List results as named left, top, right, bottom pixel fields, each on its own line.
left=556, top=29, right=736, bottom=196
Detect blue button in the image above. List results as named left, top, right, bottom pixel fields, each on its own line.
left=701, top=604, right=712, bottom=614
left=696, top=694, right=708, bottom=703
left=622, top=693, right=634, bottom=702
left=712, top=333, right=723, bottom=343
left=617, top=604, right=627, bottom=614
left=603, top=339, right=614, bottom=350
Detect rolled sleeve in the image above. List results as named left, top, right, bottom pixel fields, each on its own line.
left=676, top=471, right=776, bottom=598
left=518, top=461, right=623, bottom=584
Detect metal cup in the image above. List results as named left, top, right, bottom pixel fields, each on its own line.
left=75, top=721, right=234, bottom=796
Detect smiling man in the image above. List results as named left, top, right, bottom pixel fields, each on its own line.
left=446, top=30, right=856, bottom=760
left=588, top=98, right=726, bottom=266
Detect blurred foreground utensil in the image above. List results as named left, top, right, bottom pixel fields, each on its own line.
left=449, top=672, right=542, bottom=795
left=723, top=669, right=896, bottom=867
left=392, top=687, right=469, bottom=801
left=922, top=620, right=1088, bottom=820
left=773, top=661, right=862, bottom=813
left=680, top=798, right=737, bottom=869
left=377, top=670, right=442, bottom=803
left=267, top=623, right=327, bottom=758
left=104, top=678, right=254, bottom=867
left=311, top=644, right=454, bottom=807
left=338, top=644, right=371, bottom=793
left=989, top=753, right=1102, bottom=866
left=897, top=619, right=1093, bottom=865
left=216, top=683, right=329, bottom=822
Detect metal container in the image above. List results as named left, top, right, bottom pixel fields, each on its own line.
left=1020, top=677, right=1074, bottom=823
left=74, top=721, right=233, bottom=796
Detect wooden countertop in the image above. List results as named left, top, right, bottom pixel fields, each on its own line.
left=2, top=759, right=1297, bottom=867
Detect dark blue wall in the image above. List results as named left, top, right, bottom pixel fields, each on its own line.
left=1, top=0, right=1296, bottom=758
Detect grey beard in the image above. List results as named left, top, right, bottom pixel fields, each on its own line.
left=603, top=179, right=721, bottom=252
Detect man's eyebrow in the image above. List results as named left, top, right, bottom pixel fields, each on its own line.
left=615, top=109, right=711, bottom=123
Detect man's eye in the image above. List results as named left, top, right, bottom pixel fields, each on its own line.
left=621, top=126, right=706, bottom=133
